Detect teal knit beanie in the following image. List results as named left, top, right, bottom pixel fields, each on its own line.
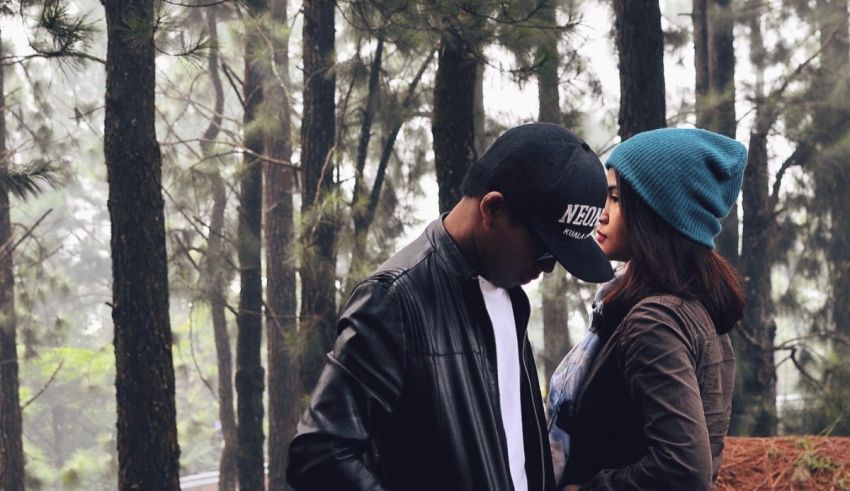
left=605, top=128, right=748, bottom=248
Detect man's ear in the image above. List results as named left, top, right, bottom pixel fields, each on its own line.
left=479, top=191, right=506, bottom=227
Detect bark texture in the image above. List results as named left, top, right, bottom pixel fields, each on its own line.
left=299, top=0, right=339, bottom=392
left=200, top=9, right=237, bottom=490
left=730, top=7, right=777, bottom=436
left=432, top=34, right=478, bottom=213
left=814, top=0, right=850, bottom=341
left=104, top=1, right=181, bottom=488
left=694, top=0, right=739, bottom=262
left=236, top=2, right=267, bottom=488
left=736, top=127, right=778, bottom=436
left=0, top=30, right=24, bottom=491
left=613, top=0, right=666, bottom=140
left=265, top=0, right=299, bottom=488
left=536, top=5, right=573, bottom=381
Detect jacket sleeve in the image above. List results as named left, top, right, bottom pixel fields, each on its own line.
left=287, top=280, right=406, bottom=491
left=581, top=302, right=713, bottom=491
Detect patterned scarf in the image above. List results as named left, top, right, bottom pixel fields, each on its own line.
left=546, top=278, right=618, bottom=485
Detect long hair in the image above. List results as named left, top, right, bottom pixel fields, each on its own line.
left=603, top=171, right=744, bottom=334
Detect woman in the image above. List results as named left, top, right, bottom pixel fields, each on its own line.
left=547, top=128, right=747, bottom=490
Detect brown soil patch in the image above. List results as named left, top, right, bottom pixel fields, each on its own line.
left=716, top=437, right=850, bottom=490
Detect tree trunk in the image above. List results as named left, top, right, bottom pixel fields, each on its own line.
left=210, top=174, right=238, bottom=490
left=813, top=0, right=850, bottom=342
left=237, top=2, right=267, bottom=489
left=536, top=5, right=561, bottom=127
left=536, top=7, right=572, bottom=381
left=352, top=36, right=383, bottom=205
left=541, top=273, right=571, bottom=380
left=613, top=0, right=666, bottom=140
left=710, top=0, right=736, bottom=139
left=103, top=1, right=181, bottom=488
left=474, top=60, right=487, bottom=157
left=300, top=0, right=339, bottom=392
left=265, top=0, right=299, bottom=488
left=432, top=34, right=478, bottom=213
left=735, top=128, right=778, bottom=436
left=0, top=30, right=24, bottom=491
left=730, top=6, right=777, bottom=436
left=694, top=0, right=736, bottom=135
left=200, top=9, right=237, bottom=490
left=695, top=0, right=739, bottom=262
left=693, top=0, right=710, bottom=128
left=347, top=35, right=384, bottom=292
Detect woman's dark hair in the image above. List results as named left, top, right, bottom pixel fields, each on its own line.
left=603, top=170, right=744, bottom=334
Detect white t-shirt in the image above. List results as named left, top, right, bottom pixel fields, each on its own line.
left=478, top=277, right=528, bottom=491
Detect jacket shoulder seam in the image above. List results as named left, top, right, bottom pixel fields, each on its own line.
left=358, top=250, right=440, bottom=293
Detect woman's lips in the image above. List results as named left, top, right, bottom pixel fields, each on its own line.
left=596, top=231, right=607, bottom=243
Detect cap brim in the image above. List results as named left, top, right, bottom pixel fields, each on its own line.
left=538, top=232, right=614, bottom=283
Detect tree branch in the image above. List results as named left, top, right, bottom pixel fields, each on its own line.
left=187, top=304, right=218, bottom=399
left=0, top=209, right=52, bottom=260
left=790, top=347, right=824, bottom=391
left=352, top=34, right=384, bottom=214
left=163, top=0, right=236, bottom=6
left=361, top=46, right=435, bottom=232
left=760, top=28, right=836, bottom=128
left=221, top=61, right=245, bottom=109
left=21, top=359, right=64, bottom=412
left=771, top=142, right=813, bottom=208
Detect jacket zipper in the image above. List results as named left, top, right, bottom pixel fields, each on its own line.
left=522, top=335, right=546, bottom=490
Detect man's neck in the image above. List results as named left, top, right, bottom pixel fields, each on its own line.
left=443, top=197, right=484, bottom=275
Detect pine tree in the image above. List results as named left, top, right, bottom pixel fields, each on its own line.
left=104, top=0, right=181, bottom=487
left=237, top=1, right=267, bottom=488
left=0, top=29, right=23, bottom=491
left=613, top=0, right=666, bottom=139
left=199, top=6, right=238, bottom=489
left=536, top=1, right=571, bottom=381
left=694, top=0, right=738, bottom=262
left=264, top=0, right=300, bottom=487
left=432, top=32, right=479, bottom=213
left=300, top=0, right=339, bottom=392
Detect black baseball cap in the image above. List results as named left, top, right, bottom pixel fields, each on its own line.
left=463, top=123, right=614, bottom=283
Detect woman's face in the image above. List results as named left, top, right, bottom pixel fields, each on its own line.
left=596, top=168, right=630, bottom=262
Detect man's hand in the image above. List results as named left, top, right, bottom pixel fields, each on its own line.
left=562, top=485, right=580, bottom=491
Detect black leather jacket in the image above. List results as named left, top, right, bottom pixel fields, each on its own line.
left=288, top=218, right=555, bottom=491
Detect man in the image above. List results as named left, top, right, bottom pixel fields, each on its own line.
left=287, top=123, right=613, bottom=491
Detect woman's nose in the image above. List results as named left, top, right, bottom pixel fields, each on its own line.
left=598, top=210, right=608, bottom=225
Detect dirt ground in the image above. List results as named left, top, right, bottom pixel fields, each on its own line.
left=715, top=437, right=850, bottom=490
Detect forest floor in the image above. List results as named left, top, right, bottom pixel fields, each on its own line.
left=715, top=436, right=850, bottom=490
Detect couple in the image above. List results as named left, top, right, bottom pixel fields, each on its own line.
left=287, top=123, right=747, bottom=490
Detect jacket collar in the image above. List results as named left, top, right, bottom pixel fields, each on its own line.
left=426, top=215, right=530, bottom=314
left=426, top=214, right=479, bottom=280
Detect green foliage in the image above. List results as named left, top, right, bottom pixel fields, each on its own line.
left=0, top=160, right=60, bottom=200
left=784, top=352, right=850, bottom=436
left=5, top=0, right=850, bottom=487
left=792, top=438, right=837, bottom=481
left=20, top=346, right=116, bottom=490
left=154, top=2, right=212, bottom=61
left=171, top=303, right=236, bottom=476
left=21, top=0, right=97, bottom=65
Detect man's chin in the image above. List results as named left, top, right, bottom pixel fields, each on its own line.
left=520, top=272, right=541, bottom=285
